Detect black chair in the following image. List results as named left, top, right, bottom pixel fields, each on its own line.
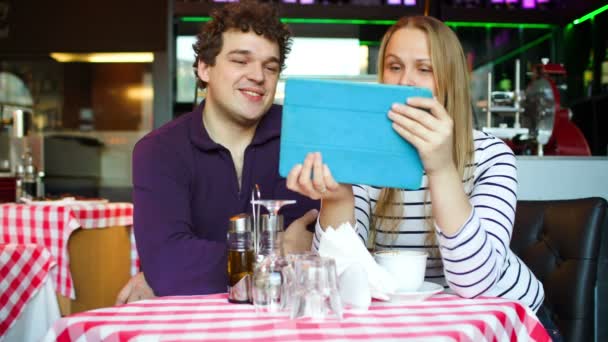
left=511, top=197, right=608, bottom=342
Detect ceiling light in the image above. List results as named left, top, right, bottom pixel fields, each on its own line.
left=50, top=53, right=154, bottom=63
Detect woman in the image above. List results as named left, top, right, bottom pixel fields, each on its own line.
left=286, top=16, right=545, bottom=313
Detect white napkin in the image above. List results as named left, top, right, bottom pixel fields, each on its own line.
left=318, top=222, right=397, bottom=309
left=337, top=262, right=371, bottom=309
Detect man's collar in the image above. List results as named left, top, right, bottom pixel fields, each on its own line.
left=250, top=104, right=282, bottom=146
left=189, top=101, right=282, bottom=151
left=189, top=101, right=221, bottom=151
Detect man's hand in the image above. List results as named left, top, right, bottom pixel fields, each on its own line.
left=281, top=209, right=318, bottom=255
left=115, top=272, right=156, bottom=305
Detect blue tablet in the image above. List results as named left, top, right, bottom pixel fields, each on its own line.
left=279, top=78, right=433, bottom=190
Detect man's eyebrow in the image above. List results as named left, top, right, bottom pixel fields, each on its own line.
left=227, top=50, right=280, bottom=64
left=264, top=56, right=280, bottom=65
left=227, top=49, right=251, bottom=56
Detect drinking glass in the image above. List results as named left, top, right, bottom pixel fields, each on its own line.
left=290, top=256, right=343, bottom=320
left=251, top=199, right=296, bottom=216
left=252, top=254, right=287, bottom=314
left=281, top=251, right=318, bottom=311
left=251, top=198, right=295, bottom=255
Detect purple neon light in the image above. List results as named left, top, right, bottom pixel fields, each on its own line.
left=387, top=0, right=401, bottom=5
left=299, top=0, right=314, bottom=4
left=491, top=0, right=504, bottom=3
left=404, top=0, right=416, bottom=5
left=506, top=0, right=518, bottom=4
left=536, top=0, right=549, bottom=3
left=522, top=0, right=536, bottom=8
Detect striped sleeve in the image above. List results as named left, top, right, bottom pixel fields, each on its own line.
left=312, top=215, right=323, bottom=251
left=436, top=135, right=517, bottom=299
left=353, top=185, right=372, bottom=246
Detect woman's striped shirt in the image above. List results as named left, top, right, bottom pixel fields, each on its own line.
left=313, top=130, right=544, bottom=312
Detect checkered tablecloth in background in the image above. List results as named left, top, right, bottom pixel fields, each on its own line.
left=0, top=243, right=55, bottom=339
left=0, top=202, right=135, bottom=299
left=44, top=293, right=550, bottom=341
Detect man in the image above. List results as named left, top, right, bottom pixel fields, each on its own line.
left=117, top=0, right=318, bottom=303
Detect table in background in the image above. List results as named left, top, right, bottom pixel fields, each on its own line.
left=0, top=243, right=59, bottom=342
left=0, top=202, right=135, bottom=315
left=44, top=293, right=550, bottom=341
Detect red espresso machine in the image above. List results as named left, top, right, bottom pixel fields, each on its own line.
left=520, top=63, right=590, bottom=156
left=483, top=60, right=590, bottom=156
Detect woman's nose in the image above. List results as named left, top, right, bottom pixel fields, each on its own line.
left=399, top=70, right=416, bottom=86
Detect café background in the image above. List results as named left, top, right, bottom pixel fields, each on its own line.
left=0, top=0, right=607, bottom=203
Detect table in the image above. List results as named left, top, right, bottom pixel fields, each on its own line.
left=0, top=202, right=135, bottom=314
left=1, top=243, right=59, bottom=341
left=44, top=293, right=550, bottom=341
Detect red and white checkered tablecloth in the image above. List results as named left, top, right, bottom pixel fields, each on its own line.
left=0, top=202, right=135, bottom=299
left=43, top=293, right=550, bottom=341
left=1, top=243, right=55, bottom=339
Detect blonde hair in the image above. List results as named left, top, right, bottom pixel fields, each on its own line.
left=370, top=16, right=474, bottom=250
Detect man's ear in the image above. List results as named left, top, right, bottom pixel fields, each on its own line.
left=197, top=60, right=211, bottom=84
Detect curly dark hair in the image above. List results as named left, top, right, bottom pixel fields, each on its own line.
left=192, top=0, right=292, bottom=89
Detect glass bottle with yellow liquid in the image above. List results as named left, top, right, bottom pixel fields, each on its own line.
left=227, top=213, right=255, bottom=303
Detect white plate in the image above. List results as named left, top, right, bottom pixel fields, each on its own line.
left=387, top=281, right=444, bottom=303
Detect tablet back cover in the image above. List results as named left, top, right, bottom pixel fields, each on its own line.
left=279, top=78, right=432, bottom=189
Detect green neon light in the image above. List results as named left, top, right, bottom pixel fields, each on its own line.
left=477, top=32, right=553, bottom=70
left=359, top=40, right=380, bottom=46
left=180, top=17, right=395, bottom=25
left=282, top=18, right=396, bottom=25
left=572, top=4, right=608, bottom=25
left=446, top=21, right=553, bottom=29
left=181, top=17, right=212, bottom=22
left=180, top=17, right=552, bottom=29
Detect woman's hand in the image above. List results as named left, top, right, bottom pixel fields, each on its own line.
left=286, top=152, right=355, bottom=230
left=388, top=97, right=455, bottom=176
left=286, top=152, right=350, bottom=201
left=389, top=97, right=472, bottom=235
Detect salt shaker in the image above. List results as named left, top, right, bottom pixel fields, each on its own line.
left=258, top=214, right=284, bottom=256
